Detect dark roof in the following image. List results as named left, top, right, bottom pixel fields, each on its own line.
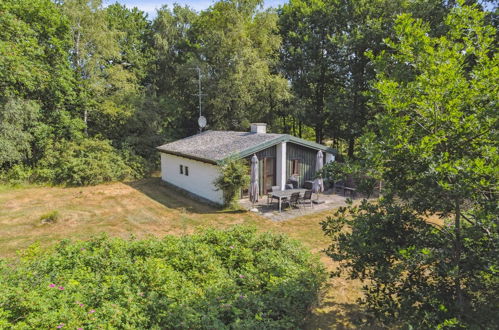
left=156, top=130, right=335, bottom=164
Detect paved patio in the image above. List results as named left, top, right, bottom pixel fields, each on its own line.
left=239, top=189, right=350, bottom=221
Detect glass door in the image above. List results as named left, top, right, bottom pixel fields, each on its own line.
left=264, top=157, right=275, bottom=194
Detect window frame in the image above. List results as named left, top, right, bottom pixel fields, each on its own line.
left=185, top=166, right=189, bottom=176
left=179, top=165, right=183, bottom=174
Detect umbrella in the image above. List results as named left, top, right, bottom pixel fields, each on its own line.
left=249, top=154, right=259, bottom=204
left=312, top=151, right=324, bottom=199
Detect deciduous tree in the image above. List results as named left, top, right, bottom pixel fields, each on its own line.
left=322, top=2, right=498, bottom=328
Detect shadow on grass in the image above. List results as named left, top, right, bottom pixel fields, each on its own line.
left=125, top=177, right=230, bottom=215
left=304, top=302, right=384, bottom=330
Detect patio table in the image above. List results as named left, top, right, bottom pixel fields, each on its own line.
left=271, top=189, right=307, bottom=212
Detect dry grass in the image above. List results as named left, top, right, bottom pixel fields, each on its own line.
left=0, top=177, right=369, bottom=329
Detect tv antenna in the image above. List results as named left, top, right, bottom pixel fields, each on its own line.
left=192, top=66, right=207, bottom=132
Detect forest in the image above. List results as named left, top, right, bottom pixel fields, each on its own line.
left=1, top=0, right=494, bottom=186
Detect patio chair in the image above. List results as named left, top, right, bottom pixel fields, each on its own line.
left=283, top=192, right=301, bottom=209
left=299, top=190, right=313, bottom=208
left=267, top=186, right=281, bottom=205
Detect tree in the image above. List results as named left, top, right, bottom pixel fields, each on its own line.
left=279, top=0, right=338, bottom=143
left=0, top=0, right=83, bottom=176
left=61, top=0, right=122, bottom=134
left=193, top=0, right=290, bottom=131
left=279, top=0, right=452, bottom=151
left=322, top=2, right=498, bottom=328
left=150, top=4, right=200, bottom=137
left=0, top=98, right=41, bottom=169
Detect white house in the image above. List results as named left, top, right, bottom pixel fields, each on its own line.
left=156, top=123, right=335, bottom=205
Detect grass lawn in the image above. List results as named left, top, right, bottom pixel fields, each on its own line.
left=0, top=177, right=370, bottom=329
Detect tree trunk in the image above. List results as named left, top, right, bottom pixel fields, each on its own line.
left=84, top=108, right=88, bottom=136
left=348, top=137, right=355, bottom=158
left=315, top=125, right=323, bottom=144
left=454, top=199, right=464, bottom=319
left=298, top=120, right=302, bottom=138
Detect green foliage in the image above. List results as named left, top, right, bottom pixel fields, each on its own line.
left=279, top=0, right=452, bottom=148
left=33, top=138, right=140, bottom=186
left=321, top=160, right=379, bottom=198
left=0, top=227, right=326, bottom=329
left=39, top=210, right=60, bottom=224
left=214, top=158, right=250, bottom=208
left=0, top=98, right=41, bottom=168
left=0, top=164, right=33, bottom=185
left=193, top=0, right=291, bottom=131
left=323, top=2, right=499, bottom=328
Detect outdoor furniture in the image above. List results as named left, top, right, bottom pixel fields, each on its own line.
left=343, top=186, right=357, bottom=199
left=303, top=180, right=314, bottom=190
left=299, top=190, right=313, bottom=207
left=333, top=180, right=345, bottom=193
left=267, top=186, right=281, bottom=204
left=285, top=183, right=294, bottom=190
left=283, top=192, right=301, bottom=210
left=287, top=175, right=299, bottom=189
left=270, top=188, right=306, bottom=212
left=333, top=178, right=357, bottom=198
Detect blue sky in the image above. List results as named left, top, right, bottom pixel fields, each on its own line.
left=105, top=0, right=288, bottom=18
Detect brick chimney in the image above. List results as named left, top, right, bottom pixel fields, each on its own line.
left=250, top=123, right=266, bottom=134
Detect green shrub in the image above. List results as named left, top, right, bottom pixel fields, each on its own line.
left=0, top=164, right=33, bottom=185
left=213, top=158, right=250, bottom=208
left=0, top=227, right=326, bottom=329
left=39, top=210, right=59, bottom=224
left=33, top=138, right=140, bottom=186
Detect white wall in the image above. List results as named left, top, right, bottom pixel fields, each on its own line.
left=160, top=153, right=224, bottom=205
left=276, top=142, right=287, bottom=190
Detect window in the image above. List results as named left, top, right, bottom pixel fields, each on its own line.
left=179, top=165, right=183, bottom=174
left=292, top=159, right=300, bottom=175
left=185, top=166, right=189, bottom=176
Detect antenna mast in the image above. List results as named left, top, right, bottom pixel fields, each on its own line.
left=193, top=66, right=207, bottom=132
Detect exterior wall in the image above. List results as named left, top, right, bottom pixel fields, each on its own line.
left=160, top=153, right=224, bottom=205
left=286, top=143, right=318, bottom=188
left=276, top=142, right=287, bottom=190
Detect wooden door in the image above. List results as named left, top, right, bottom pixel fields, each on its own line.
left=263, top=157, right=275, bottom=193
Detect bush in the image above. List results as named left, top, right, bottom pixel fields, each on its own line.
left=213, top=158, right=250, bottom=208
left=0, top=164, right=33, bottom=185
left=0, top=227, right=326, bottom=329
left=39, top=210, right=60, bottom=224
left=33, top=138, right=140, bottom=186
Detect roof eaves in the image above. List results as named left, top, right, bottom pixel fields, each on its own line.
left=156, top=147, right=218, bottom=165
left=286, top=135, right=337, bottom=154
left=227, top=134, right=337, bottom=160
left=229, top=135, right=287, bottom=160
